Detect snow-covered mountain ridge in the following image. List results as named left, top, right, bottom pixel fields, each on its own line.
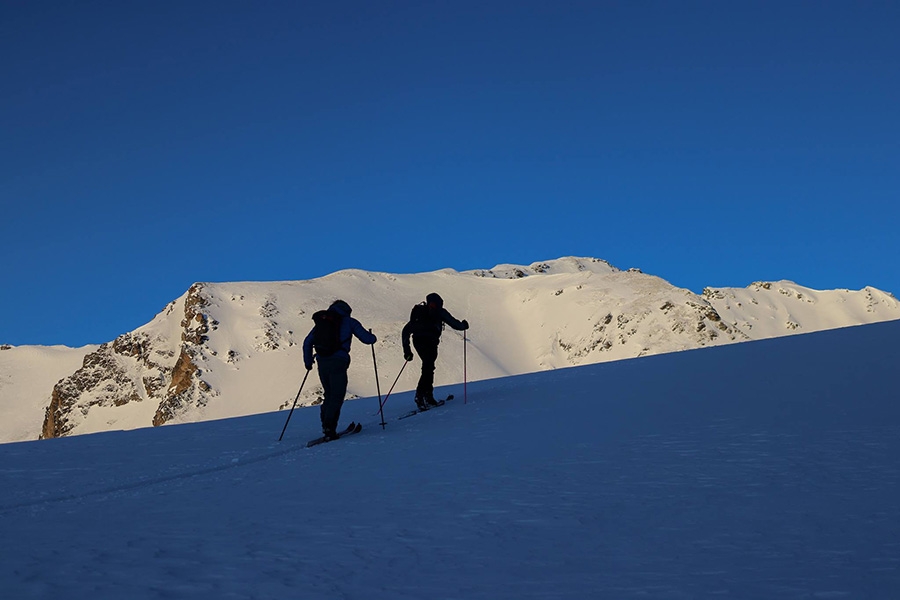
left=2, top=256, right=898, bottom=443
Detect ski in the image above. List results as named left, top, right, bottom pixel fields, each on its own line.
left=306, top=422, right=362, bottom=448
left=398, top=394, right=454, bottom=420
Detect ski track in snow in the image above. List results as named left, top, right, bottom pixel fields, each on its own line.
left=1, top=322, right=899, bottom=598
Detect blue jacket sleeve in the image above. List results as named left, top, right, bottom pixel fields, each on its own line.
left=351, top=318, right=377, bottom=345
left=302, top=328, right=315, bottom=368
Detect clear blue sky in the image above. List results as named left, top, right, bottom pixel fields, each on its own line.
left=2, top=1, right=898, bottom=347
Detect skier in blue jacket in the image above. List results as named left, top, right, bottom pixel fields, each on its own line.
left=303, top=300, right=376, bottom=440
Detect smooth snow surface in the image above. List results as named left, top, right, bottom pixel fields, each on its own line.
left=1, top=321, right=898, bottom=599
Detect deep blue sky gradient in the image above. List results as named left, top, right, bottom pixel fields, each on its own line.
left=2, top=1, right=898, bottom=346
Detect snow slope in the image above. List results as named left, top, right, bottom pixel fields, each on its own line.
left=0, top=320, right=898, bottom=598
left=4, top=257, right=899, bottom=443
left=0, top=344, right=96, bottom=442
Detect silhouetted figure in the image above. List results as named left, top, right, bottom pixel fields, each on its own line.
left=303, top=300, right=376, bottom=439
left=401, top=293, right=468, bottom=410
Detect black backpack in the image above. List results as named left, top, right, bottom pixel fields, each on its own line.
left=410, top=302, right=442, bottom=337
left=410, top=302, right=428, bottom=324
left=311, top=309, right=344, bottom=356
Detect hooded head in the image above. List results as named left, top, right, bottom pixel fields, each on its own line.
left=425, top=293, right=443, bottom=310
left=329, top=299, right=352, bottom=316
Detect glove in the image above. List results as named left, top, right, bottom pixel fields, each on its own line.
left=305, top=362, right=313, bottom=371
left=461, top=320, right=469, bottom=330
left=404, top=351, right=414, bottom=362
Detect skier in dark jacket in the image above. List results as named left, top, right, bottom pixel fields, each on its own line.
left=303, top=300, right=376, bottom=440
left=401, top=292, right=468, bottom=410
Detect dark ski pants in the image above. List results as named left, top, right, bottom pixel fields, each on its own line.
left=317, top=354, right=350, bottom=433
left=413, top=337, right=439, bottom=399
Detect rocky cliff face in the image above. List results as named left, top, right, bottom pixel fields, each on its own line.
left=42, top=284, right=215, bottom=438
left=29, top=258, right=900, bottom=441
left=151, top=284, right=214, bottom=427
left=42, top=336, right=151, bottom=439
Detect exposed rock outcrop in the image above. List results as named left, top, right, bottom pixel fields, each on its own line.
left=42, top=283, right=213, bottom=438
left=152, top=283, right=213, bottom=427
left=41, top=334, right=154, bottom=439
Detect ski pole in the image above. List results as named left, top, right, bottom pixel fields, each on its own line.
left=278, top=369, right=310, bottom=441
left=373, top=360, right=409, bottom=415
left=370, top=331, right=386, bottom=429
left=463, top=329, right=468, bottom=404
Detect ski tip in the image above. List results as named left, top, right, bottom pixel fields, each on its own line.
left=446, top=394, right=454, bottom=400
